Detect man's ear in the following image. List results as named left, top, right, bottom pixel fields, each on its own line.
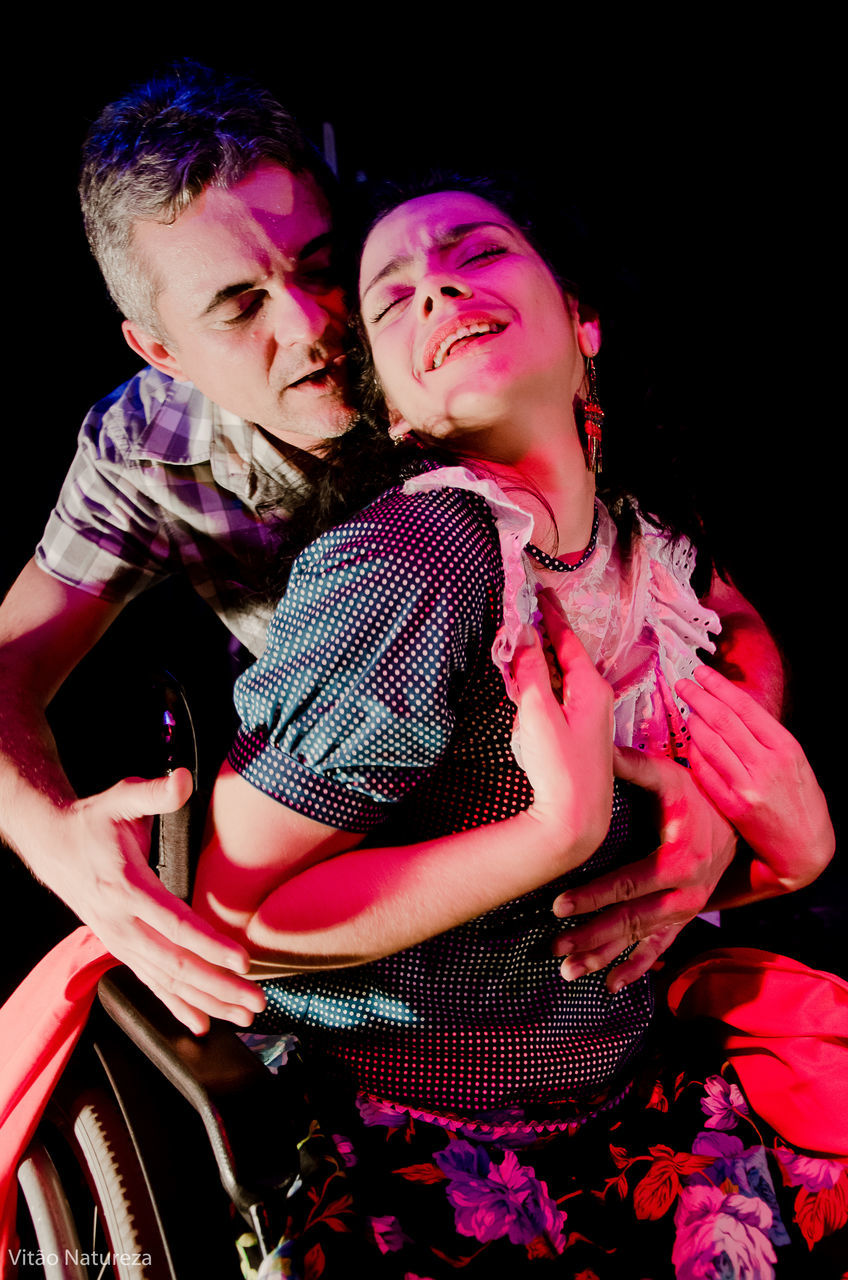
left=121, top=319, right=189, bottom=380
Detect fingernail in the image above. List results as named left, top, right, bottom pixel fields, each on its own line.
left=553, top=938, right=574, bottom=958
left=561, top=960, right=587, bottom=981
left=553, top=897, right=575, bottom=918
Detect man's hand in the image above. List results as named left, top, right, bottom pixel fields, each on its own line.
left=33, top=769, right=266, bottom=1034
left=551, top=749, right=737, bottom=991
left=677, top=665, right=834, bottom=902
left=0, top=563, right=265, bottom=1034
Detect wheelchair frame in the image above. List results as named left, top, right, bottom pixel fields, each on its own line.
left=14, top=673, right=303, bottom=1279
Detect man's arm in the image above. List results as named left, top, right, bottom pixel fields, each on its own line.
left=552, top=576, right=809, bottom=989
left=679, top=666, right=834, bottom=905
left=0, top=559, right=264, bottom=1032
left=554, top=689, right=834, bottom=986
left=700, top=572, right=785, bottom=716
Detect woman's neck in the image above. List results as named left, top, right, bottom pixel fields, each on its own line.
left=457, top=427, right=596, bottom=561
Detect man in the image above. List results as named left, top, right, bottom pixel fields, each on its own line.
left=0, top=63, right=828, bottom=1034
left=0, top=62, right=351, bottom=1031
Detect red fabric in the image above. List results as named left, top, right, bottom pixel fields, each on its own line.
left=0, top=927, right=116, bottom=1261
left=2, top=935, right=844, bottom=1268
left=668, top=947, right=848, bottom=1155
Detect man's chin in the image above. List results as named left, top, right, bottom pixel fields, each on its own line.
left=260, top=401, right=357, bottom=451
left=321, top=401, right=358, bottom=435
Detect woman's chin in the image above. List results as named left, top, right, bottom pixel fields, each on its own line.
left=414, top=415, right=502, bottom=449
left=413, top=389, right=515, bottom=444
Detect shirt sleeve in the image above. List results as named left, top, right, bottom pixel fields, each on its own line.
left=35, top=379, right=175, bottom=602
left=228, top=485, right=500, bottom=832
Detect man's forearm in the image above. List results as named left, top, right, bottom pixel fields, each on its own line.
left=710, top=608, right=784, bottom=718
left=702, top=574, right=784, bottom=717
left=0, top=677, right=77, bottom=865
left=0, top=559, right=122, bottom=863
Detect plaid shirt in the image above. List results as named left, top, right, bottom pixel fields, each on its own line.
left=36, top=367, right=305, bottom=657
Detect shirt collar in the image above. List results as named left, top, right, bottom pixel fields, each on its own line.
left=135, top=372, right=307, bottom=503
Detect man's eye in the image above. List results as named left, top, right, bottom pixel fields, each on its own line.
left=224, top=294, right=265, bottom=326
left=299, top=262, right=340, bottom=291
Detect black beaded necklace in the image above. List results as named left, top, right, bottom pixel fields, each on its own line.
left=526, top=502, right=600, bottom=574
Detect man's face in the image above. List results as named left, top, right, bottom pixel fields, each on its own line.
left=126, top=163, right=354, bottom=447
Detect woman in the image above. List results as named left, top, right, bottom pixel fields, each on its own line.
left=195, top=185, right=840, bottom=1277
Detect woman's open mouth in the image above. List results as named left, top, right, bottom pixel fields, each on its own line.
left=424, top=317, right=507, bottom=372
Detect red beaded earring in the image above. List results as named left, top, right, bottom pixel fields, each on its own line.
left=583, top=357, right=604, bottom=475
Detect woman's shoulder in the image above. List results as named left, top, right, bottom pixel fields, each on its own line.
left=279, top=469, right=504, bottom=624
left=297, top=465, right=503, bottom=572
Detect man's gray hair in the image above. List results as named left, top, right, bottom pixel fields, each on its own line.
left=79, top=60, right=336, bottom=340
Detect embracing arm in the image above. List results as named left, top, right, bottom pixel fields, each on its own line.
left=555, top=675, right=834, bottom=973
left=0, top=560, right=262, bottom=1032
left=0, top=561, right=120, bottom=807
left=701, top=572, right=784, bottom=716
left=553, top=672, right=833, bottom=989
left=552, top=575, right=806, bottom=988
left=193, top=624, right=615, bottom=974
left=678, top=665, right=834, bottom=905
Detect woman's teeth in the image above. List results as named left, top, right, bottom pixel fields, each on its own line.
left=432, top=322, right=500, bottom=369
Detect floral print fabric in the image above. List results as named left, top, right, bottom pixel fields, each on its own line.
left=243, top=1030, right=848, bottom=1278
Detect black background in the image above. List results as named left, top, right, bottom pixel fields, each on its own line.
left=1, top=25, right=841, bottom=974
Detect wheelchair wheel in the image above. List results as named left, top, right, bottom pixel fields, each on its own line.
left=17, top=1141, right=86, bottom=1279
left=17, top=1087, right=173, bottom=1279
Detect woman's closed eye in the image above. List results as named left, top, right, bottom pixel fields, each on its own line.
left=459, top=244, right=509, bottom=267
left=368, top=291, right=414, bottom=324
left=366, top=243, right=510, bottom=325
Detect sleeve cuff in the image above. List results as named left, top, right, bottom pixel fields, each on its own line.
left=228, top=727, right=394, bottom=833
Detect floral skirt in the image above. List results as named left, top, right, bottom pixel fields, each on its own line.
left=238, top=1022, right=848, bottom=1279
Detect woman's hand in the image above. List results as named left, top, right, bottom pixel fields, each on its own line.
left=512, top=590, right=614, bottom=866
left=676, top=665, right=835, bottom=898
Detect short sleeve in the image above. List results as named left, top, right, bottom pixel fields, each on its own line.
left=228, top=485, right=501, bottom=832
left=35, top=380, right=174, bottom=602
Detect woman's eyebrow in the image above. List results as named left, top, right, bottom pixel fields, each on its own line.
left=361, top=220, right=514, bottom=301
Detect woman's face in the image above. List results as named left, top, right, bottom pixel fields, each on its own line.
left=359, top=191, right=596, bottom=444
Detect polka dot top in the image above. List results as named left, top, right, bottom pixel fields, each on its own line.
left=230, top=476, right=660, bottom=1114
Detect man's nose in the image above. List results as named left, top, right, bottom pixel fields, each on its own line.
left=417, top=278, right=472, bottom=320
left=272, top=286, right=336, bottom=347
